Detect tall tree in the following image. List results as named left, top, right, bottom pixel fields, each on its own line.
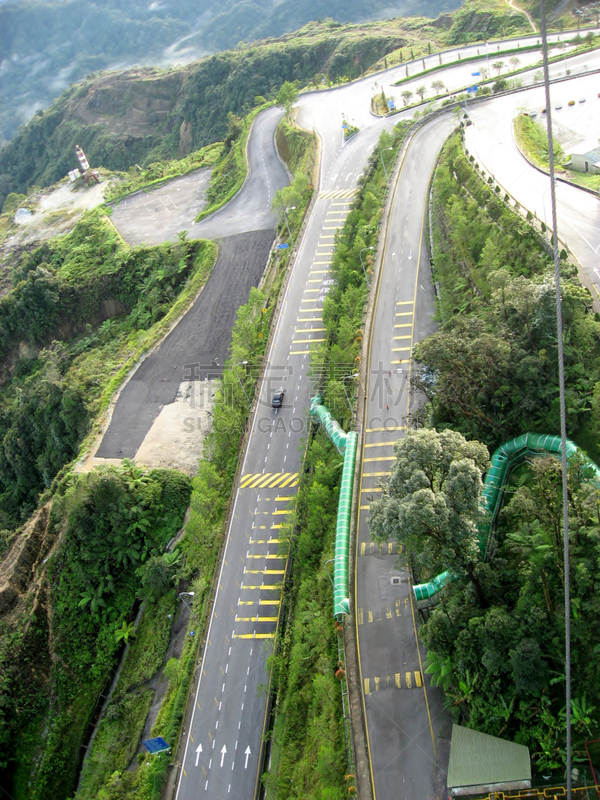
left=369, top=428, right=489, bottom=603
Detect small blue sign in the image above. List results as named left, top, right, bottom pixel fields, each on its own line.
left=342, top=124, right=348, bottom=129
left=466, top=85, right=478, bottom=93
left=142, top=737, right=171, bottom=754
left=471, top=71, right=481, bottom=76
left=387, top=99, right=396, bottom=110
left=277, top=243, right=289, bottom=250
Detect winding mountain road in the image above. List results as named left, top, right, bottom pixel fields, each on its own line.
left=101, top=31, right=600, bottom=800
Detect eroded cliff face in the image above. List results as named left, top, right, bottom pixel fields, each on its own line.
left=0, top=503, right=53, bottom=618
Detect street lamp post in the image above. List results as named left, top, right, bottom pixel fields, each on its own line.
left=233, top=360, right=249, bottom=404
left=380, top=146, right=394, bottom=183
left=178, top=591, right=199, bottom=622
left=281, top=204, right=296, bottom=247
left=359, top=246, right=374, bottom=286
left=341, top=375, right=357, bottom=416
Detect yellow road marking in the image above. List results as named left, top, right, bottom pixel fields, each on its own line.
left=247, top=569, right=285, bottom=575
left=307, top=279, right=322, bottom=283
left=304, top=288, right=320, bottom=293
left=395, top=312, right=413, bottom=317
left=293, top=338, right=326, bottom=343
left=405, top=671, right=412, bottom=689
left=395, top=673, right=402, bottom=689
left=273, top=509, right=291, bottom=515
left=236, top=616, right=278, bottom=622
left=297, top=316, right=322, bottom=322
left=296, top=327, right=326, bottom=332
left=241, top=472, right=261, bottom=487
left=364, top=678, right=371, bottom=695
left=290, top=350, right=310, bottom=355
left=279, top=474, right=298, bottom=488
left=368, top=610, right=373, bottom=623
left=392, top=348, right=411, bottom=352
left=233, top=633, right=275, bottom=639
left=364, top=441, right=395, bottom=448
left=358, top=607, right=364, bottom=624
left=394, top=323, right=412, bottom=327
left=247, top=554, right=282, bottom=559
left=359, top=505, right=370, bottom=510
left=361, top=487, right=382, bottom=493
left=274, top=495, right=293, bottom=501
left=266, top=473, right=291, bottom=488
left=365, top=426, right=406, bottom=433
left=248, top=473, right=272, bottom=488
left=374, top=676, right=380, bottom=691
left=396, top=300, right=414, bottom=305
left=260, top=599, right=281, bottom=605
left=363, top=471, right=390, bottom=477
left=361, top=542, right=366, bottom=556
left=256, top=473, right=277, bottom=488
left=395, top=599, right=402, bottom=616
left=363, top=456, right=396, bottom=462
left=393, top=335, right=412, bottom=339
left=414, top=671, right=423, bottom=688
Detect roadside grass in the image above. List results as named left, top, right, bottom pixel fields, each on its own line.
left=195, top=102, right=272, bottom=223
left=263, top=119, right=415, bottom=797
left=104, top=142, right=223, bottom=204
left=75, top=690, right=155, bottom=800
left=513, top=112, right=565, bottom=171
left=114, top=592, right=177, bottom=699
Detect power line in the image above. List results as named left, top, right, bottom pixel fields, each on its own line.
left=539, top=1, right=571, bottom=795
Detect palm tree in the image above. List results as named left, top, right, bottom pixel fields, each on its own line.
left=401, top=90, right=413, bottom=106
left=415, top=85, right=426, bottom=101
left=509, top=56, right=521, bottom=71
left=492, top=60, right=505, bottom=76
left=431, top=79, right=445, bottom=96
left=115, top=620, right=136, bottom=644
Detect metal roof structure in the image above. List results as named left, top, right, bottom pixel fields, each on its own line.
left=447, top=724, right=531, bottom=796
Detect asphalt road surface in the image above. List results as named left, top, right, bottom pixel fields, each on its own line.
left=464, top=62, right=600, bottom=298
left=96, top=230, right=274, bottom=459
left=95, top=29, right=600, bottom=800
left=189, top=106, right=288, bottom=240
left=110, top=168, right=213, bottom=246
left=96, top=106, right=287, bottom=459
left=355, top=115, right=455, bottom=800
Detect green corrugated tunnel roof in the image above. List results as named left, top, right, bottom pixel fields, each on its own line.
left=447, top=724, right=531, bottom=790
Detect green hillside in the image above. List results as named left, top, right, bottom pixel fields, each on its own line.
left=0, top=0, right=462, bottom=146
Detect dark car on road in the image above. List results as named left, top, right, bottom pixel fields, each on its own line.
left=272, top=388, right=285, bottom=408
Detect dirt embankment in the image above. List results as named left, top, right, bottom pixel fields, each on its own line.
left=0, top=503, right=53, bottom=619
left=68, top=67, right=192, bottom=140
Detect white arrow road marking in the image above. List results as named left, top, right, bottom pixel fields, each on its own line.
left=392, top=252, right=395, bottom=259
left=244, top=746, right=251, bottom=769
left=220, top=745, right=227, bottom=767
left=195, top=744, right=203, bottom=767
left=594, top=268, right=600, bottom=281
left=408, top=250, right=413, bottom=260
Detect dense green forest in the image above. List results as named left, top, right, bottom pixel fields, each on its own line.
left=1, top=463, right=192, bottom=798
left=0, top=19, right=410, bottom=209
left=0, top=0, right=464, bottom=146
left=368, top=132, right=600, bottom=776
left=0, top=0, right=549, bottom=211
left=0, top=212, right=216, bottom=534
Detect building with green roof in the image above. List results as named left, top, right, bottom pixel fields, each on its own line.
left=447, top=724, right=532, bottom=797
